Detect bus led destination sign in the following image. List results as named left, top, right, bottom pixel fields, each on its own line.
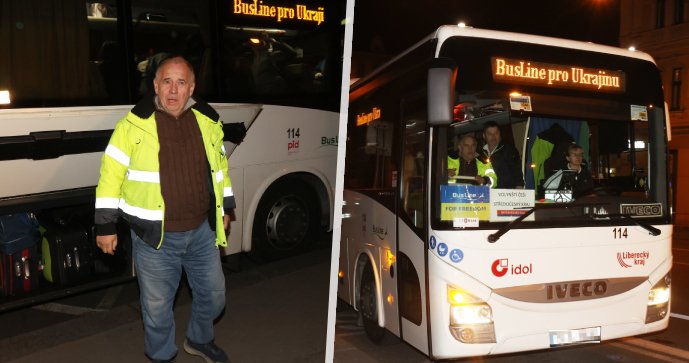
left=233, top=0, right=325, bottom=25
left=356, top=106, right=381, bottom=126
left=492, top=57, right=626, bottom=93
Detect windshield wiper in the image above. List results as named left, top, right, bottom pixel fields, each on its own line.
left=591, top=213, right=661, bottom=236
left=487, top=202, right=610, bottom=243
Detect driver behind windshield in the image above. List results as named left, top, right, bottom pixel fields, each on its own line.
left=565, top=143, right=594, bottom=197
left=448, top=134, right=497, bottom=188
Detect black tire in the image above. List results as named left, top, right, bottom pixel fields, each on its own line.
left=252, top=179, right=320, bottom=260
left=359, top=260, right=386, bottom=343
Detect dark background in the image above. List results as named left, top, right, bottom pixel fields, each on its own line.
left=352, top=0, right=621, bottom=54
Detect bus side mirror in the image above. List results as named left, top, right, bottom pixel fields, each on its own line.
left=427, top=58, right=457, bottom=126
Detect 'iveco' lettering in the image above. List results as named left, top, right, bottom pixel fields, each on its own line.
left=620, top=203, right=662, bottom=217
left=546, top=281, right=607, bottom=300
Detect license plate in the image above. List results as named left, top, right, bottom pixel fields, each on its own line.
left=549, top=327, right=601, bottom=347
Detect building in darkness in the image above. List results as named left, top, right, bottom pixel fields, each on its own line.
left=620, top=0, right=689, bottom=226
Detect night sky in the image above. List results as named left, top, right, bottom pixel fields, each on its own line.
left=352, top=0, right=621, bottom=55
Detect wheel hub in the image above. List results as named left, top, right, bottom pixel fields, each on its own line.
left=360, top=281, right=377, bottom=320
left=265, top=196, right=309, bottom=250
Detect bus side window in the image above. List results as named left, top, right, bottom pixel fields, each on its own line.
left=401, top=97, right=427, bottom=231
left=402, top=149, right=424, bottom=223
left=2, top=0, right=91, bottom=106
left=98, top=41, right=127, bottom=102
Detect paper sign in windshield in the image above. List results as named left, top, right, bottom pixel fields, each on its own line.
left=509, top=95, right=532, bottom=111
left=490, top=189, right=535, bottom=222
left=631, top=105, right=648, bottom=121
left=440, top=184, right=490, bottom=222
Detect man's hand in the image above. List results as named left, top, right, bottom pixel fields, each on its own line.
left=223, top=214, right=231, bottom=232
left=475, top=176, right=485, bottom=185
left=96, top=234, right=118, bottom=255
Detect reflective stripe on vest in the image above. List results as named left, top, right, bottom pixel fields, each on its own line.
left=485, top=168, right=495, bottom=186
left=105, top=144, right=131, bottom=167
left=95, top=197, right=120, bottom=209
left=120, top=199, right=163, bottom=221
left=96, top=197, right=162, bottom=221
left=128, top=169, right=161, bottom=183
left=224, top=187, right=233, bottom=198
left=215, top=170, right=224, bottom=182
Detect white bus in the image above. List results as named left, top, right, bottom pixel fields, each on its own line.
left=337, top=25, right=672, bottom=359
left=0, top=0, right=343, bottom=310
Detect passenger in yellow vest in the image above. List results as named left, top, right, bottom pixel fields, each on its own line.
left=448, top=134, right=497, bottom=188
left=94, top=56, right=231, bottom=363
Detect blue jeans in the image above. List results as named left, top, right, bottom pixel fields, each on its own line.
left=132, top=221, right=226, bottom=361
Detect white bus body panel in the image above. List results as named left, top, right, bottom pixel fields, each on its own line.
left=0, top=104, right=261, bottom=198
left=0, top=106, right=126, bottom=197
left=432, top=26, right=657, bottom=63
left=339, top=189, right=671, bottom=358
left=348, top=24, right=670, bottom=360
left=339, top=189, right=400, bottom=337
left=0, top=103, right=337, bottom=256
left=355, top=26, right=656, bottom=96
left=427, top=225, right=672, bottom=358
left=225, top=105, right=338, bottom=254
left=397, top=217, right=429, bottom=354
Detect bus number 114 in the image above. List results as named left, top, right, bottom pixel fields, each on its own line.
left=613, top=227, right=628, bottom=239
left=287, top=128, right=300, bottom=139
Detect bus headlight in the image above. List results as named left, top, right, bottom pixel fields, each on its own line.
left=447, top=286, right=496, bottom=344
left=450, top=304, right=493, bottom=325
left=646, top=273, right=671, bottom=324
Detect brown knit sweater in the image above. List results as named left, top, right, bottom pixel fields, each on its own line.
left=155, top=108, right=210, bottom=232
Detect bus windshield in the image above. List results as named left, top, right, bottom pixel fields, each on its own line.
left=0, top=0, right=340, bottom=110
left=431, top=37, right=668, bottom=230
left=434, top=97, right=658, bottom=229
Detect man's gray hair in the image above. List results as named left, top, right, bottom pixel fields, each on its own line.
left=154, top=56, right=196, bottom=83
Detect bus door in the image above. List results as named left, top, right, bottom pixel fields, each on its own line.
left=396, top=95, right=429, bottom=353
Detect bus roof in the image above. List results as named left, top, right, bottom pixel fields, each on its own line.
left=351, top=25, right=656, bottom=92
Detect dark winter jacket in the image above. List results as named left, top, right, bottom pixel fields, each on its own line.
left=480, top=142, right=524, bottom=188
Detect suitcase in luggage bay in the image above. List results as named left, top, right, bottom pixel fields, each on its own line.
left=0, top=213, right=41, bottom=296
left=0, top=245, right=40, bottom=296
left=42, top=220, right=94, bottom=285
left=0, top=213, right=41, bottom=255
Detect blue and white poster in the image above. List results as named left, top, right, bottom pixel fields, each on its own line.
left=440, top=184, right=490, bottom=221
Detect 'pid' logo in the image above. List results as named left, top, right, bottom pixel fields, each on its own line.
left=491, top=258, right=533, bottom=277
left=287, top=127, right=300, bottom=154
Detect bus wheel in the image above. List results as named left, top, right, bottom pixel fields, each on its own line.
left=359, top=260, right=386, bottom=343
left=252, top=180, right=319, bottom=260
